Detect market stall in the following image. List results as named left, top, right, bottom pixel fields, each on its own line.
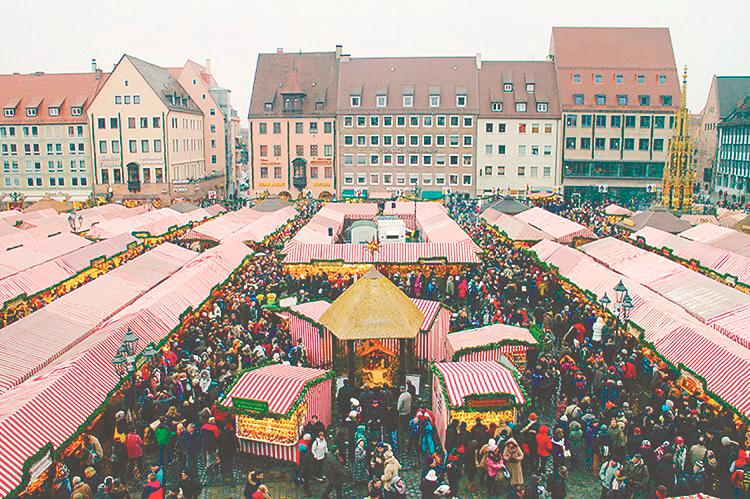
left=220, top=364, right=333, bottom=462
left=431, top=361, right=526, bottom=445
left=446, top=323, right=538, bottom=369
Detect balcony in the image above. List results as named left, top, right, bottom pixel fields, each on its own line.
left=563, top=161, right=663, bottom=180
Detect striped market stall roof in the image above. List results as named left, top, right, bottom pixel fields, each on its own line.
left=680, top=223, right=750, bottom=257
left=530, top=239, right=750, bottom=418
left=0, top=232, right=92, bottom=279
left=604, top=204, right=634, bottom=217
left=434, top=361, right=526, bottom=407
left=484, top=212, right=550, bottom=242
left=86, top=208, right=181, bottom=239
left=0, top=243, right=196, bottom=395
left=447, top=324, right=537, bottom=355
left=0, top=241, right=251, bottom=497
left=224, top=206, right=298, bottom=243
left=289, top=297, right=443, bottom=332
left=220, top=364, right=328, bottom=414
left=515, top=207, right=597, bottom=243
left=283, top=240, right=480, bottom=264
left=0, top=232, right=138, bottom=305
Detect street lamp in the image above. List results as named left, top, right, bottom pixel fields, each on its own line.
left=67, top=212, right=84, bottom=232
left=600, top=282, right=632, bottom=350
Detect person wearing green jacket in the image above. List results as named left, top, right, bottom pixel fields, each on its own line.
left=568, top=421, right=584, bottom=472
left=154, top=420, right=176, bottom=469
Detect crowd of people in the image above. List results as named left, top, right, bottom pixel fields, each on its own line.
left=41, top=195, right=750, bottom=499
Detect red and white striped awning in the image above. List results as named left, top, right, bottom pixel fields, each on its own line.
left=434, top=361, right=525, bottom=407
left=283, top=240, right=480, bottom=264
left=220, top=364, right=328, bottom=414
left=515, top=207, right=597, bottom=243
left=485, top=212, right=550, bottom=242
left=446, top=323, right=537, bottom=358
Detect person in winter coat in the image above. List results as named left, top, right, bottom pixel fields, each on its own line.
left=178, top=470, right=202, bottom=499
left=599, top=459, right=621, bottom=497
left=548, top=465, right=567, bottom=499
left=607, top=419, right=627, bottom=462
left=352, top=439, right=369, bottom=483
left=126, top=428, right=144, bottom=478
left=551, top=427, right=570, bottom=471
left=654, top=453, right=676, bottom=495
left=218, top=424, right=237, bottom=482
left=485, top=447, right=505, bottom=496
left=154, top=421, right=176, bottom=469
left=322, top=448, right=346, bottom=499
left=420, top=469, right=439, bottom=499
left=142, top=473, right=164, bottom=499
left=444, top=448, right=462, bottom=494
left=71, top=477, right=92, bottom=499
left=568, top=421, right=584, bottom=471
left=298, top=444, right=314, bottom=497
left=503, top=437, right=525, bottom=487
left=623, top=454, right=649, bottom=497
left=536, top=425, right=553, bottom=473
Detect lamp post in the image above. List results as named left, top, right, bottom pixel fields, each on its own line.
left=67, top=211, right=84, bottom=232
left=413, top=186, right=421, bottom=241
left=111, top=329, right=160, bottom=409
left=600, top=280, right=634, bottom=350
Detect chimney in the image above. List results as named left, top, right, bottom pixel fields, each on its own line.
left=276, top=48, right=284, bottom=54
left=205, top=58, right=212, bottom=75
left=91, top=58, right=98, bottom=72
left=335, top=44, right=343, bottom=59
left=475, top=53, right=482, bottom=70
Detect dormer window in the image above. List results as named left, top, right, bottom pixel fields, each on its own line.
left=516, top=102, right=527, bottom=112
left=264, top=102, right=272, bottom=111
left=350, top=95, right=361, bottom=107
left=48, top=107, right=60, bottom=116
left=456, top=94, right=467, bottom=107
left=503, top=83, right=513, bottom=92
left=26, top=108, right=37, bottom=117
left=526, top=83, right=535, bottom=93
left=402, top=95, right=413, bottom=107
left=4, top=108, right=15, bottom=117
left=376, top=95, right=387, bottom=108
left=491, top=102, right=503, bottom=112
left=71, top=107, right=82, bottom=116
left=283, top=95, right=303, bottom=113
left=536, top=102, right=548, bottom=112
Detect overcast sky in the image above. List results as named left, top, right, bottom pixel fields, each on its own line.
left=3, top=0, right=748, bottom=121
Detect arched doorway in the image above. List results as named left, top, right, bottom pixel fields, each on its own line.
left=292, top=158, right=307, bottom=191
left=278, top=191, right=292, bottom=201
left=319, top=191, right=333, bottom=201
left=126, top=163, right=141, bottom=192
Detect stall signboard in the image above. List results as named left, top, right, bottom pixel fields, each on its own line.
left=464, top=393, right=515, bottom=410
left=233, top=397, right=269, bottom=413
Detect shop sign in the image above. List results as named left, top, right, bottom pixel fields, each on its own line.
left=464, top=394, right=514, bottom=409
left=233, top=397, right=269, bottom=413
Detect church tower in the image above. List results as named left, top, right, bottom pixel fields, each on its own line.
left=662, top=67, right=695, bottom=211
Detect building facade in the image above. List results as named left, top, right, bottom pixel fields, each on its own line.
left=550, top=27, right=680, bottom=202
left=88, top=55, right=219, bottom=203
left=248, top=49, right=339, bottom=198
left=715, top=96, right=750, bottom=201
left=337, top=56, right=480, bottom=197
left=0, top=68, right=107, bottom=202
left=476, top=60, right=562, bottom=195
left=696, top=76, right=750, bottom=193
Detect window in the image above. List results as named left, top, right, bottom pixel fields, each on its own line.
left=491, top=102, right=503, bottom=112
left=654, top=116, right=665, bottom=129
left=370, top=154, right=379, bottom=165
left=154, top=139, right=162, bottom=152
left=580, top=137, right=591, bottom=150
left=296, top=145, right=304, bottom=156
left=449, top=135, right=459, bottom=147
left=295, top=122, right=303, bottom=134
left=449, top=155, right=459, bottom=166
left=566, top=115, right=577, bottom=127
left=625, top=115, right=636, bottom=128
left=639, top=95, right=651, bottom=106
left=462, top=135, right=472, bottom=146
left=594, top=74, right=603, bottom=84
left=536, top=102, right=548, bottom=112
left=350, top=95, right=361, bottom=107
left=638, top=138, right=650, bottom=151
left=517, top=166, right=526, bottom=176
left=259, top=145, right=268, bottom=157
left=128, top=140, right=136, bottom=153
left=429, top=95, right=440, bottom=107
left=357, top=154, right=367, bottom=165
left=595, top=94, right=606, bottom=106
left=565, top=137, right=576, bottom=149
left=124, top=96, right=131, bottom=104
left=370, top=135, right=379, bottom=146
left=624, top=138, right=635, bottom=151
left=357, top=135, right=367, bottom=146
left=422, top=154, right=432, bottom=166
left=572, top=74, right=581, bottom=83
left=463, top=116, right=473, bottom=127
left=273, top=145, right=281, bottom=157
left=531, top=145, right=539, bottom=155
left=99, top=140, right=107, bottom=154
left=423, top=135, right=432, bottom=146
left=141, top=140, right=149, bottom=153
left=515, top=102, right=527, bottom=112
left=376, top=95, right=387, bottom=107
left=423, top=116, right=433, bottom=127
left=504, top=83, right=513, bottom=93
left=640, top=116, right=651, bottom=128
left=109, top=117, right=118, bottom=128
left=382, top=116, right=392, bottom=127
left=530, top=166, right=538, bottom=178
left=449, top=116, right=459, bottom=127
left=436, top=115, right=446, bottom=127
left=661, top=95, right=673, bottom=106
left=343, top=116, right=353, bottom=128
left=653, top=138, right=665, bottom=151
left=49, top=107, right=59, bottom=116
left=274, top=167, right=282, bottom=178
left=71, top=107, right=82, bottom=116
left=112, top=140, right=120, bottom=153
left=610, top=115, right=622, bottom=128
left=258, top=123, right=267, bottom=134
left=518, top=145, right=526, bottom=156
left=462, top=174, right=472, bottom=186
left=544, top=145, right=552, bottom=156
left=435, top=135, right=445, bottom=146
left=497, top=145, right=506, bottom=155
left=595, top=115, right=607, bottom=128
left=369, top=116, right=379, bottom=127
left=324, top=122, right=332, bottom=133
left=264, top=103, right=272, bottom=112
left=153, top=117, right=160, bottom=128
left=133, top=95, right=140, bottom=104
left=402, top=95, right=413, bottom=107
left=383, top=154, right=393, bottom=165
left=409, top=154, right=419, bottom=166
left=26, top=107, right=37, bottom=117
left=524, top=83, right=535, bottom=93
left=4, top=108, right=15, bottom=117
left=658, top=74, right=667, bottom=85
left=456, top=94, right=467, bottom=107
left=115, top=96, right=122, bottom=105
left=615, top=74, right=624, bottom=84
left=595, top=138, right=606, bottom=150
left=637, top=75, right=646, bottom=84
left=310, top=122, right=318, bottom=133
left=574, top=94, right=584, bottom=105
left=484, top=165, right=493, bottom=176
left=581, top=115, right=592, bottom=127
left=409, top=116, right=419, bottom=127
left=383, top=135, right=392, bottom=146
left=370, top=173, right=379, bottom=184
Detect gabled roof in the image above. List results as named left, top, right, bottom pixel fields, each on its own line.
left=618, top=206, right=692, bottom=233
left=478, top=61, right=560, bottom=118
left=0, top=71, right=108, bottom=125
left=483, top=196, right=529, bottom=215
left=249, top=51, right=339, bottom=117
left=715, top=76, right=750, bottom=119
left=124, top=55, right=202, bottom=115
left=720, top=95, right=750, bottom=127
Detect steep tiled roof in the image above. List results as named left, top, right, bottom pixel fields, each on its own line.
left=337, top=57, right=479, bottom=113
left=125, top=55, right=201, bottom=115
left=249, top=51, right=338, bottom=117
left=0, top=71, right=108, bottom=125
left=715, top=76, right=750, bottom=119
left=551, top=27, right=679, bottom=111
left=478, top=61, right=560, bottom=118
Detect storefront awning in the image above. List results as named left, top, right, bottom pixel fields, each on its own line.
left=421, top=190, right=444, bottom=200
left=341, top=189, right=368, bottom=199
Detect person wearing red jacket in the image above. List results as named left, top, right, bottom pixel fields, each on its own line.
left=536, top=425, right=553, bottom=473
left=125, top=429, right=143, bottom=479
